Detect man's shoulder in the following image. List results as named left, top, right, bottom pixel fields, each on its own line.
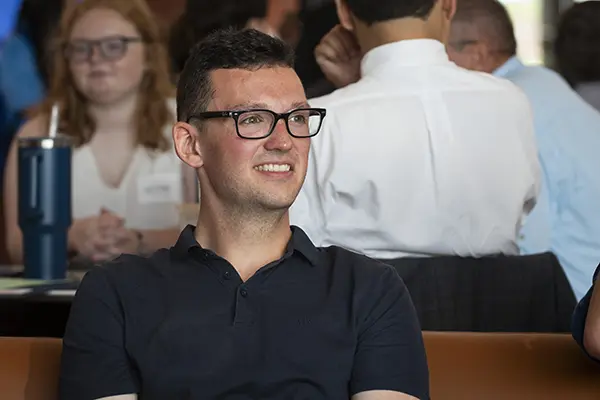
left=308, top=83, right=362, bottom=109
left=319, top=245, right=401, bottom=284
left=458, top=67, right=528, bottom=99
left=82, top=249, right=172, bottom=292
left=309, top=67, right=529, bottom=109
left=512, top=64, right=566, bottom=85
left=506, top=64, right=573, bottom=98
left=464, top=69, right=532, bottom=117
left=510, top=65, right=600, bottom=117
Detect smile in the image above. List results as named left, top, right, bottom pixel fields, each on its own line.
left=254, top=163, right=292, bottom=172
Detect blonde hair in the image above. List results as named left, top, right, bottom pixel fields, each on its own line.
left=39, top=0, right=174, bottom=151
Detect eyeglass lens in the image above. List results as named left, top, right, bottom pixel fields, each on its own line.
left=236, top=109, right=323, bottom=138
left=66, top=36, right=139, bottom=63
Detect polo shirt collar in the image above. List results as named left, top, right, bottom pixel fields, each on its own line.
left=493, top=56, right=523, bottom=79
left=289, top=225, right=321, bottom=266
left=172, top=225, right=320, bottom=267
left=361, top=39, right=450, bottom=77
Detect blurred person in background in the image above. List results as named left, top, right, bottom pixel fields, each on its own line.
left=294, top=0, right=339, bottom=98
left=168, top=0, right=272, bottom=79
left=446, top=0, right=600, bottom=301
left=3, top=0, right=196, bottom=264
left=555, top=1, right=600, bottom=113
left=0, top=0, right=65, bottom=184
left=573, top=263, right=600, bottom=361
left=289, top=0, right=540, bottom=259
left=14, top=0, right=69, bottom=85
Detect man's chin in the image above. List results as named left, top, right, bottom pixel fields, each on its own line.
left=260, top=201, right=294, bottom=212
left=257, top=196, right=296, bottom=212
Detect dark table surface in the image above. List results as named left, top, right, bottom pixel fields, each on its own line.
left=0, top=265, right=85, bottom=337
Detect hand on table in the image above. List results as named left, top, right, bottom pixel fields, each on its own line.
left=71, top=209, right=140, bottom=262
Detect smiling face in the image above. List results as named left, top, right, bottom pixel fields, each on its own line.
left=67, top=7, right=146, bottom=104
left=192, top=66, right=311, bottom=212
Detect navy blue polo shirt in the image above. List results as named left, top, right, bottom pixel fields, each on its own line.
left=572, top=264, right=599, bottom=361
left=59, top=225, right=429, bottom=399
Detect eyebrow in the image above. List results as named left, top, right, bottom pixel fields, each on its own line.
left=226, top=102, right=310, bottom=111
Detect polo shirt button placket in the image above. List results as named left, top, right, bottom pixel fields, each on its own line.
left=240, top=287, right=248, bottom=298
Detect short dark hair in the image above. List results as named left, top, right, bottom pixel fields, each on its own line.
left=453, top=0, right=517, bottom=56
left=176, top=28, right=295, bottom=122
left=344, top=0, right=437, bottom=23
left=554, top=1, right=600, bottom=86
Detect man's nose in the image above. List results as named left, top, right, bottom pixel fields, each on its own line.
left=264, top=119, right=292, bottom=151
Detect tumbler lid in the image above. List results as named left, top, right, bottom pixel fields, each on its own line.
left=18, top=135, right=73, bottom=149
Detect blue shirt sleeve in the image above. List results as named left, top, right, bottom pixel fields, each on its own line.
left=572, top=264, right=600, bottom=361
left=0, top=33, right=45, bottom=115
left=0, top=0, right=23, bottom=42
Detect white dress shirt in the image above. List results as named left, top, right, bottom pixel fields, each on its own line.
left=290, top=39, right=540, bottom=258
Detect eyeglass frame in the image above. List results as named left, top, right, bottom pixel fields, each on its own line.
left=186, top=108, right=327, bottom=140
left=63, top=35, right=143, bottom=63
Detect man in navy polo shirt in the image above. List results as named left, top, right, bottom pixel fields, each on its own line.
left=58, top=28, right=429, bottom=400
left=573, top=264, right=600, bottom=361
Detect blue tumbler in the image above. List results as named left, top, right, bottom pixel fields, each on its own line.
left=18, top=136, right=72, bottom=280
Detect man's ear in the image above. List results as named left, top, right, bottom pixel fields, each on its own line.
left=442, top=0, right=457, bottom=21
left=471, top=42, right=491, bottom=72
left=334, top=0, right=355, bottom=32
left=172, top=121, right=204, bottom=169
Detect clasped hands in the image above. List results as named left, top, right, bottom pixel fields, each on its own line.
left=72, top=209, right=141, bottom=262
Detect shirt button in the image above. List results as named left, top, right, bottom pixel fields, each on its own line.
left=240, top=288, right=248, bottom=298
left=223, top=271, right=231, bottom=280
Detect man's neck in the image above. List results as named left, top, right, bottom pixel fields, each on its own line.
left=355, top=18, right=442, bottom=55
left=488, top=54, right=513, bottom=75
left=194, top=202, right=292, bottom=281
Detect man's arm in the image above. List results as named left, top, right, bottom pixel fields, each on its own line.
left=60, top=264, right=140, bottom=399
left=350, top=264, right=429, bottom=399
left=584, top=282, right=600, bottom=359
left=573, top=264, right=600, bottom=360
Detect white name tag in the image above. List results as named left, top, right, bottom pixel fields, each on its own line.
left=137, top=173, right=181, bottom=205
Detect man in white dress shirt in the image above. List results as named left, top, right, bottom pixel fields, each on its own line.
left=289, top=0, right=540, bottom=259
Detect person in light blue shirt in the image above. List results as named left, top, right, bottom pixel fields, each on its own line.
left=0, top=31, right=45, bottom=124
left=446, top=0, right=600, bottom=301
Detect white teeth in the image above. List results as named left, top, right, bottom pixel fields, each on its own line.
left=254, top=164, right=291, bottom=172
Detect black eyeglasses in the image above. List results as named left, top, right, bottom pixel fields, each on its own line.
left=64, top=35, right=143, bottom=63
left=187, top=108, right=327, bottom=139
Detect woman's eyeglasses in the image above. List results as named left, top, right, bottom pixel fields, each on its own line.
left=64, top=36, right=142, bottom=63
